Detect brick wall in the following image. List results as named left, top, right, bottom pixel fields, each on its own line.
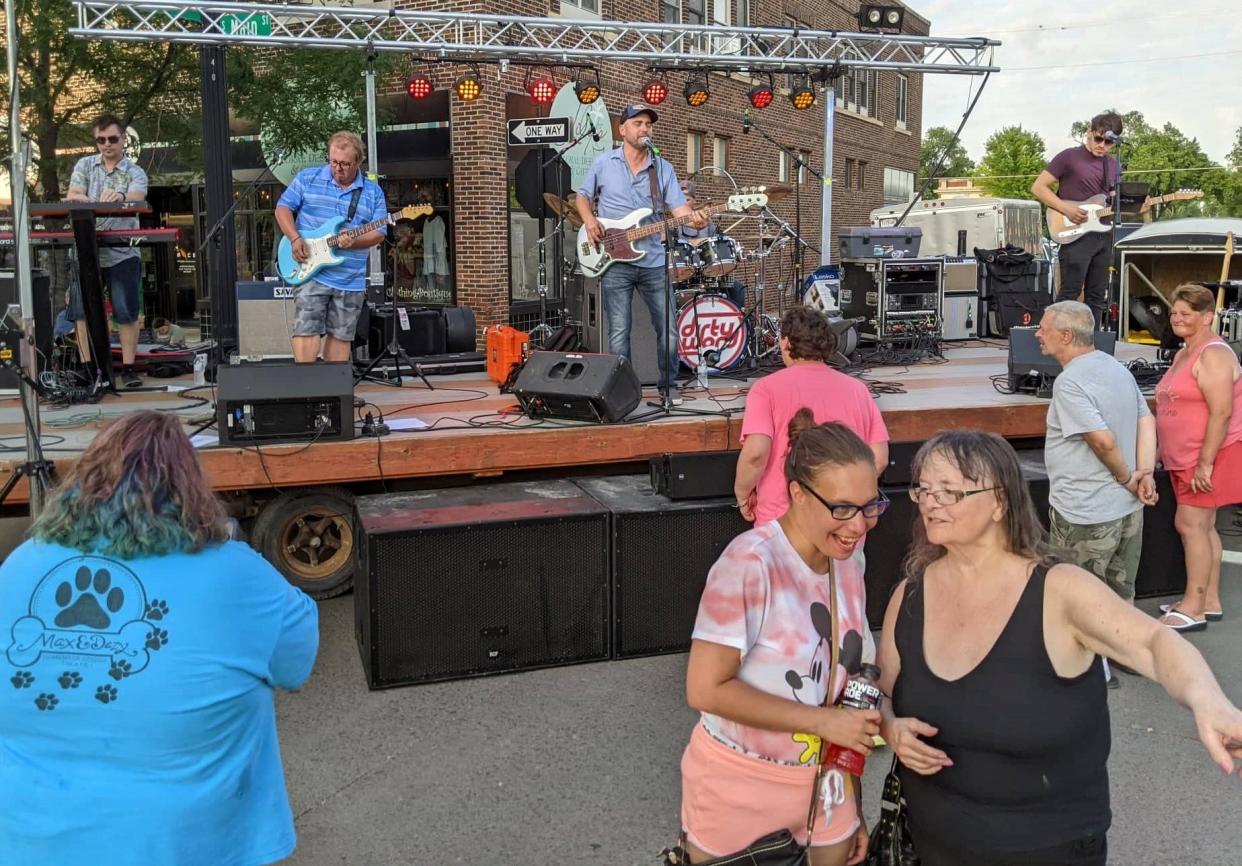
left=396, top=0, right=928, bottom=343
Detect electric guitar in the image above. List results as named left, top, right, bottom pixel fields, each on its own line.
left=576, top=188, right=769, bottom=278
left=276, top=204, right=433, bottom=286
left=1046, top=189, right=1202, bottom=245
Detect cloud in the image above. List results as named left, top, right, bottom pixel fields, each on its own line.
left=912, top=0, right=1241, bottom=165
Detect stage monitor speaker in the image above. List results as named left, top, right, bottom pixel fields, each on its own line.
left=354, top=480, right=610, bottom=688
left=574, top=276, right=662, bottom=386
left=513, top=350, right=641, bottom=422
left=236, top=280, right=295, bottom=358
left=650, top=450, right=739, bottom=500
left=368, top=305, right=446, bottom=357
left=577, top=476, right=749, bottom=658
left=215, top=360, right=354, bottom=445
left=0, top=269, right=53, bottom=384
left=1007, top=326, right=1116, bottom=392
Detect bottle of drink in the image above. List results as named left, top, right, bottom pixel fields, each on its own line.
left=824, top=663, right=883, bottom=777
left=193, top=353, right=207, bottom=387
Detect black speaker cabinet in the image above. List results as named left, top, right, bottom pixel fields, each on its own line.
left=513, top=351, right=642, bottom=422
left=1134, top=470, right=1186, bottom=598
left=650, top=450, right=739, bottom=500
left=576, top=475, right=750, bottom=658
left=0, top=269, right=52, bottom=386
left=368, top=305, right=446, bottom=357
left=1007, top=326, right=1116, bottom=392
left=354, top=480, right=610, bottom=688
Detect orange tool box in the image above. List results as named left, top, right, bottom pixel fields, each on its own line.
left=486, top=325, right=531, bottom=384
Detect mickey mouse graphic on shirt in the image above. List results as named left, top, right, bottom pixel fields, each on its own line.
left=6, top=556, right=171, bottom=712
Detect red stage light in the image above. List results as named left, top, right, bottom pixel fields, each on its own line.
left=406, top=73, right=433, bottom=100
left=748, top=83, right=774, bottom=109
left=528, top=77, right=557, bottom=105
left=642, top=78, right=669, bottom=105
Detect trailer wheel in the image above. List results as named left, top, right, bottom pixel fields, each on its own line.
left=251, top=487, right=356, bottom=599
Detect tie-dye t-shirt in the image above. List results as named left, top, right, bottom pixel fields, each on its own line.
left=692, top=520, right=869, bottom=766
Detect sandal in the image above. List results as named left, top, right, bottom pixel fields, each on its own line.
left=1159, top=609, right=1207, bottom=633
left=1160, top=603, right=1222, bottom=622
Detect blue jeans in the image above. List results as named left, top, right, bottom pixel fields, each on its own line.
left=601, top=262, right=678, bottom=391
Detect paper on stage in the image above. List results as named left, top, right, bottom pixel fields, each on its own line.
left=190, top=433, right=218, bottom=448
left=385, top=417, right=429, bottom=431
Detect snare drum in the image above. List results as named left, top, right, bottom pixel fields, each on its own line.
left=676, top=294, right=749, bottom=371
left=669, top=240, right=701, bottom=283
left=699, top=235, right=742, bottom=278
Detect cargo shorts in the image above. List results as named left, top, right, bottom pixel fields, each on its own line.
left=1049, top=507, right=1143, bottom=601
left=292, top=280, right=365, bottom=342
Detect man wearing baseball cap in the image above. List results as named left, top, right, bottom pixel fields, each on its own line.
left=576, top=104, right=707, bottom=405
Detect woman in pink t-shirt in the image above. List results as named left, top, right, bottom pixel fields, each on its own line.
left=735, top=307, right=889, bottom=525
left=676, top=414, right=889, bottom=866
left=1154, top=284, right=1242, bottom=631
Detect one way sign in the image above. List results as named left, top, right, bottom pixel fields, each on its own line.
left=507, top=117, right=572, bottom=146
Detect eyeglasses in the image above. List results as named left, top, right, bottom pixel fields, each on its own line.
left=799, top=485, right=890, bottom=520
left=909, top=486, right=999, bottom=506
left=329, top=159, right=356, bottom=170
left=1090, top=134, right=1116, bottom=147
left=95, top=135, right=122, bottom=145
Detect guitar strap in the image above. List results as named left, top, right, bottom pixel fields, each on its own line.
left=346, top=188, right=363, bottom=224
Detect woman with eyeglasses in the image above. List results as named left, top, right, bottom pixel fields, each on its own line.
left=677, top=414, right=888, bottom=866
left=876, top=430, right=1242, bottom=866
left=1154, top=283, right=1242, bottom=632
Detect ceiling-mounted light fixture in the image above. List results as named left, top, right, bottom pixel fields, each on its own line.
left=454, top=63, right=483, bottom=102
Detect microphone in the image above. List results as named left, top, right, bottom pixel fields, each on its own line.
left=703, top=349, right=721, bottom=367
left=640, top=136, right=661, bottom=156
left=742, top=109, right=751, bottom=134
left=587, top=117, right=601, bottom=143
left=1103, top=130, right=1124, bottom=144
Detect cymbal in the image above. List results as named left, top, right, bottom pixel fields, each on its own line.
left=542, top=192, right=583, bottom=228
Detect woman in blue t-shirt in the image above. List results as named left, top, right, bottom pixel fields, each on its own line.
left=0, top=411, right=319, bottom=866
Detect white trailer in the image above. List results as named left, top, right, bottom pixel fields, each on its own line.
left=871, top=197, right=1043, bottom=257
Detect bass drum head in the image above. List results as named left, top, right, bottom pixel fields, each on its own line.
left=676, top=295, right=748, bottom=371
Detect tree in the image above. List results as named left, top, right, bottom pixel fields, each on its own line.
left=973, top=126, right=1046, bottom=200
left=919, top=126, right=974, bottom=198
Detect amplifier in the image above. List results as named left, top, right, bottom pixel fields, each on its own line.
left=1007, top=326, right=1116, bottom=393
left=0, top=270, right=53, bottom=387
left=354, top=480, right=610, bottom=687
left=236, top=280, right=295, bottom=358
left=1220, top=308, right=1242, bottom=343
left=840, top=258, right=943, bottom=341
left=215, top=360, right=355, bottom=445
left=650, top=450, right=740, bottom=500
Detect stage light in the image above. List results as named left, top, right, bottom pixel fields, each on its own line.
left=642, top=75, right=669, bottom=106
left=748, top=78, right=774, bottom=110
left=858, top=5, right=904, bottom=30
left=789, top=77, right=815, bottom=111
left=526, top=68, right=556, bottom=106
left=885, top=8, right=903, bottom=26
left=455, top=65, right=483, bottom=102
left=406, top=72, right=433, bottom=100
left=684, top=74, right=710, bottom=108
left=575, top=69, right=601, bottom=105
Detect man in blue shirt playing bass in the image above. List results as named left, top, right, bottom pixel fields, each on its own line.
left=276, top=131, right=388, bottom=363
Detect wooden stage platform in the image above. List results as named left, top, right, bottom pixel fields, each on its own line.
left=0, top=342, right=1158, bottom=506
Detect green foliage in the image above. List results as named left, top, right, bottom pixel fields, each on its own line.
left=973, top=125, right=1046, bottom=200
left=918, top=126, right=974, bottom=198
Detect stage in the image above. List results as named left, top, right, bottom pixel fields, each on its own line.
left=0, top=341, right=1160, bottom=506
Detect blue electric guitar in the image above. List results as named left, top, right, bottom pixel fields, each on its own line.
left=276, top=204, right=432, bottom=286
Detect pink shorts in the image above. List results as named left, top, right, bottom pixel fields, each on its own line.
left=1169, top=439, right=1242, bottom=508
left=680, top=723, right=860, bottom=857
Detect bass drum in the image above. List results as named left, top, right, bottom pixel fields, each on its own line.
left=699, top=235, right=742, bottom=278
left=676, top=294, right=749, bottom=371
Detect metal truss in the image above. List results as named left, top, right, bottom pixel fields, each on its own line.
left=71, top=0, right=999, bottom=76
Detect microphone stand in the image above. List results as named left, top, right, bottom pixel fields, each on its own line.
left=536, top=121, right=598, bottom=344
left=1105, top=134, right=1125, bottom=333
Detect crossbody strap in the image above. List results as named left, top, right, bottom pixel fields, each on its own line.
left=346, top=187, right=364, bottom=223
left=804, top=558, right=841, bottom=838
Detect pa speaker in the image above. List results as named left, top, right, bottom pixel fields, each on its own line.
left=354, top=480, right=611, bottom=688
left=1134, top=470, right=1186, bottom=598
left=0, top=269, right=52, bottom=386
left=1007, top=326, right=1116, bottom=392
left=573, top=276, right=661, bottom=386
left=514, top=351, right=641, bottom=422
left=650, top=450, right=739, bottom=500
left=577, top=476, right=749, bottom=658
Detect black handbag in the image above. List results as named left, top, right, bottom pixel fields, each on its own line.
left=660, top=564, right=842, bottom=866
left=864, top=757, right=919, bottom=866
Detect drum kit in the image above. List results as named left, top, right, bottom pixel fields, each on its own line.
left=540, top=182, right=799, bottom=385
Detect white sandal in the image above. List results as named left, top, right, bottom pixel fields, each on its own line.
left=1159, top=603, right=1222, bottom=622
left=1160, top=609, right=1207, bottom=632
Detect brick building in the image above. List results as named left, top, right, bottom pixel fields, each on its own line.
left=378, top=0, right=928, bottom=343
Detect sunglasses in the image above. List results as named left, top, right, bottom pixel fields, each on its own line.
left=1090, top=134, right=1116, bottom=147
left=95, top=135, right=122, bottom=145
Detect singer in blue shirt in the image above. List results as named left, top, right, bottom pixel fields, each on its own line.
left=576, top=104, right=706, bottom=404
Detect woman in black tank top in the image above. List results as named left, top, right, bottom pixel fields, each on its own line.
left=875, top=431, right=1242, bottom=866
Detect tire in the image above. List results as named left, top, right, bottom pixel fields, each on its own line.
left=250, top=487, right=356, bottom=599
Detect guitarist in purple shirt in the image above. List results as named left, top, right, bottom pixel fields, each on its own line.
left=576, top=105, right=707, bottom=404
left=1030, top=111, right=1123, bottom=329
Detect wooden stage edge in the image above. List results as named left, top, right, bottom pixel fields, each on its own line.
left=0, top=344, right=1157, bottom=506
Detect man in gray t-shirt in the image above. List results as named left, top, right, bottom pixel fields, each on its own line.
left=1039, top=301, right=1157, bottom=597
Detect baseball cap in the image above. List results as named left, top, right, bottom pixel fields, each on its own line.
left=619, top=104, right=659, bottom=123
left=680, top=179, right=697, bottom=198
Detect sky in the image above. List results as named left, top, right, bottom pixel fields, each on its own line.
left=912, top=0, right=1242, bottom=165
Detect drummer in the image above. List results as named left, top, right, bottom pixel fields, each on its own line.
left=678, top=180, right=746, bottom=309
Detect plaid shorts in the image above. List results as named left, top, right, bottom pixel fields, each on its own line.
left=292, top=280, right=365, bottom=341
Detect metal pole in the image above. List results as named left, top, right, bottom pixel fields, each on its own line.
left=364, top=49, right=381, bottom=288
left=820, top=82, right=834, bottom=267
left=7, top=3, right=45, bottom=514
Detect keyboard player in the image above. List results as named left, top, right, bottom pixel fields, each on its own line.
left=64, top=113, right=148, bottom=389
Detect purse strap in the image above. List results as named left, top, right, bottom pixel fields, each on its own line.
left=804, top=558, right=842, bottom=838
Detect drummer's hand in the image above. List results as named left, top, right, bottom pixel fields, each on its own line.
left=688, top=209, right=709, bottom=230
left=586, top=217, right=604, bottom=247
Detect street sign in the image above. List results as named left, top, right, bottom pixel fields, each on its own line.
left=220, top=13, right=273, bottom=37
left=507, top=117, right=572, bottom=147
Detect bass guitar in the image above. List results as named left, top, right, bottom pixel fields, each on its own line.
left=276, top=203, right=433, bottom=286
left=1046, top=189, right=1202, bottom=245
left=576, top=188, right=769, bottom=278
